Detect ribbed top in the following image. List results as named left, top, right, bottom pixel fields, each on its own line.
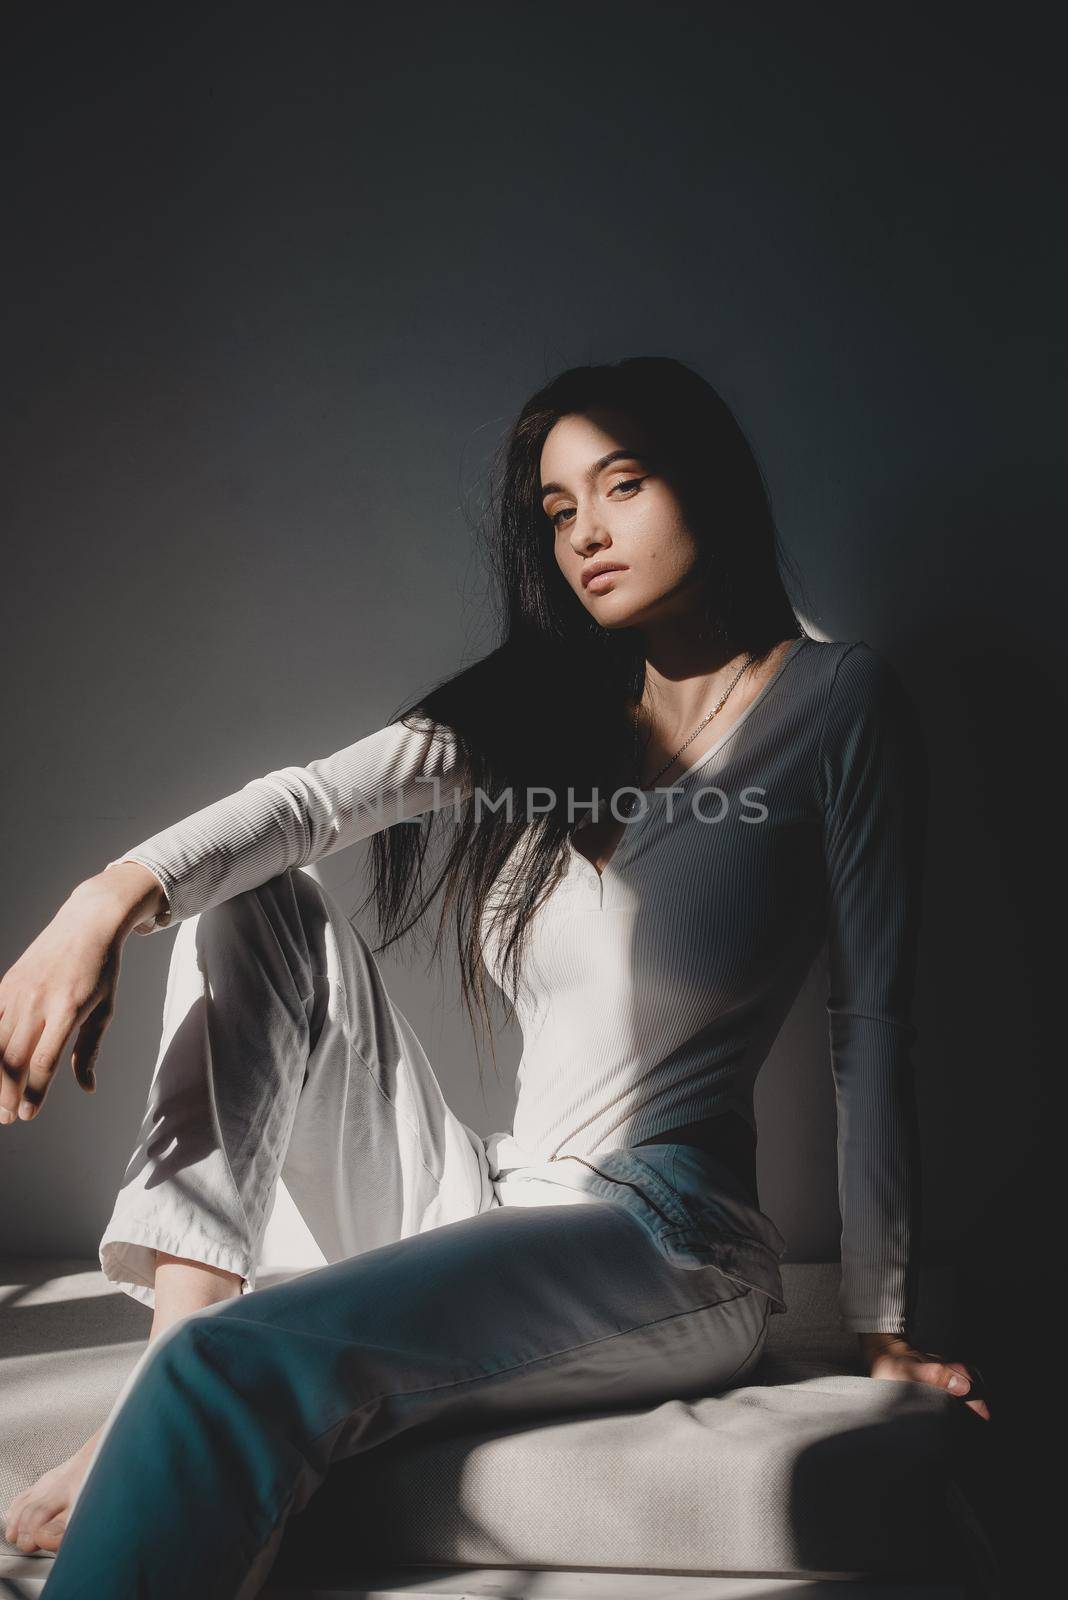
left=107, top=636, right=927, bottom=1335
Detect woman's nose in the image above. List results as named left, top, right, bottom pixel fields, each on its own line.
left=569, top=511, right=611, bottom=558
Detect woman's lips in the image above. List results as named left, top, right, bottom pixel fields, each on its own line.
left=585, top=568, right=626, bottom=593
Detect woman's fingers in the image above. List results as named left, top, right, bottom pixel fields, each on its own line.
left=70, top=1002, right=111, bottom=1092
left=868, top=1342, right=992, bottom=1421
left=0, top=898, right=125, bottom=1126
left=0, top=1009, right=45, bottom=1124
left=915, top=1355, right=971, bottom=1395
left=0, top=1005, right=17, bottom=1124
left=18, top=1007, right=80, bottom=1119
left=909, top=1354, right=992, bottom=1420
left=0, top=983, right=111, bottom=1123
left=937, top=1358, right=992, bottom=1420
left=0, top=1060, right=17, bottom=1124
left=0, top=1005, right=81, bottom=1124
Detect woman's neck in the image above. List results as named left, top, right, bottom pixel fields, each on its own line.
left=633, top=636, right=797, bottom=755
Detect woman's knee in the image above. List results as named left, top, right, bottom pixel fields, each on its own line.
left=193, top=868, right=306, bottom=938
left=173, top=870, right=391, bottom=1069
left=188, top=869, right=332, bottom=991
left=151, top=1301, right=312, bottom=1429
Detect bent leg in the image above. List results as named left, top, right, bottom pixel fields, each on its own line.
left=15, top=868, right=501, bottom=1564
left=98, top=867, right=494, bottom=1308
left=42, top=1201, right=768, bottom=1600
left=271, top=865, right=494, bottom=1267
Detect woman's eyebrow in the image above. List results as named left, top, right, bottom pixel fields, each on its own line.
left=540, top=448, right=643, bottom=500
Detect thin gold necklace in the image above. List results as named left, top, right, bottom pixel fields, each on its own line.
left=620, top=652, right=755, bottom=818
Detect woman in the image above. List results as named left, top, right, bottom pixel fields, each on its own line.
left=1, top=356, right=988, bottom=1595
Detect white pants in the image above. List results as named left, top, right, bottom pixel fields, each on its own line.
left=43, top=867, right=777, bottom=1597
left=99, top=866, right=639, bottom=1309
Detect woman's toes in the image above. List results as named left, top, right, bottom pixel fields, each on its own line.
left=34, top=1515, right=68, bottom=1552
left=12, top=1500, right=60, bottom=1553
left=4, top=1446, right=96, bottom=1553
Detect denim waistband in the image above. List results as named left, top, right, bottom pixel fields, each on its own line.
left=494, top=1139, right=788, bottom=1314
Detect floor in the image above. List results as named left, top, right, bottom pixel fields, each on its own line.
left=0, top=1555, right=976, bottom=1598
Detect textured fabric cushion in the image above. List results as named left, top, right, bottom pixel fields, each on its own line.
left=276, top=1263, right=982, bottom=1585
left=281, top=1374, right=970, bottom=1582
left=0, top=1260, right=988, bottom=1586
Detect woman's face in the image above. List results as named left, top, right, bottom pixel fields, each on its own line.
left=540, top=407, right=706, bottom=631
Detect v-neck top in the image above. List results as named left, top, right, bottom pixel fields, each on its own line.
left=567, top=636, right=805, bottom=884
left=106, top=635, right=928, bottom=1335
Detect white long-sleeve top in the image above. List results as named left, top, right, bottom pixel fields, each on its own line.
left=107, top=636, right=927, bottom=1334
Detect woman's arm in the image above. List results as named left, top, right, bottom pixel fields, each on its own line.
left=0, top=717, right=470, bottom=1127
left=820, top=645, right=989, bottom=1417
left=819, top=642, right=928, bottom=1339
left=98, top=715, right=471, bottom=934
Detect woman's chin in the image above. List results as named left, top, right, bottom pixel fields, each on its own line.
left=583, top=594, right=651, bottom=629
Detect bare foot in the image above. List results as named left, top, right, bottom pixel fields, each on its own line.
left=4, top=1250, right=243, bottom=1555
left=4, top=1425, right=104, bottom=1554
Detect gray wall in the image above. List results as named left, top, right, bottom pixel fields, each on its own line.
left=2, top=0, right=1060, bottom=1364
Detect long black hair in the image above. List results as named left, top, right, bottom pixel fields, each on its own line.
left=355, top=356, right=809, bottom=1092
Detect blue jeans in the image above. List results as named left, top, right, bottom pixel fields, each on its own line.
left=42, top=870, right=786, bottom=1598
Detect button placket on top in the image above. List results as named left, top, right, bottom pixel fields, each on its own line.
left=567, top=794, right=655, bottom=909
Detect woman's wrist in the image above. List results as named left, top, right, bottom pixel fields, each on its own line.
left=69, top=862, right=169, bottom=938
left=856, top=1324, right=908, bottom=1350
left=856, top=1330, right=911, bottom=1370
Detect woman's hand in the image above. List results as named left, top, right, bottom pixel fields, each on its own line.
left=858, top=1332, right=991, bottom=1421
left=0, top=867, right=161, bottom=1124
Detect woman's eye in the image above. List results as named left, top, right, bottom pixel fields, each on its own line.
left=549, top=478, right=643, bottom=530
